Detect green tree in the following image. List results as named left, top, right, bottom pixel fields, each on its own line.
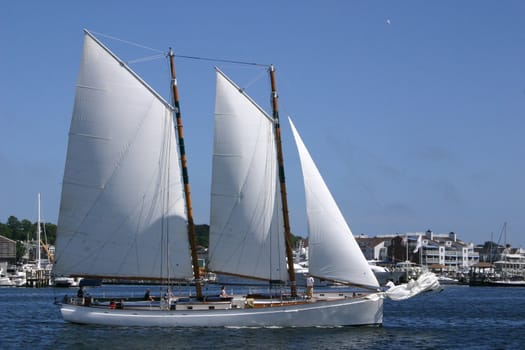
left=16, top=241, right=26, bottom=262
left=20, top=219, right=34, bottom=241
left=0, top=222, right=9, bottom=237
left=5, top=216, right=35, bottom=241
left=6, top=215, right=20, bottom=239
left=43, top=222, right=57, bottom=244
left=195, top=224, right=209, bottom=248
left=289, top=232, right=302, bottom=248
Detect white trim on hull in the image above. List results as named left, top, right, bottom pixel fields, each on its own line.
left=60, top=295, right=383, bottom=327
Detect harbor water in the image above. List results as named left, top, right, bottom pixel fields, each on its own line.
left=1, top=284, right=524, bottom=349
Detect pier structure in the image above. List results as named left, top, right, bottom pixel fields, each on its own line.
left=25, top=268, right=51, bottom=288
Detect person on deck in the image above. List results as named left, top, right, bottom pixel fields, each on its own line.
left=144, top=288, right=154, bottom=301
left=306, top=275, right=314, bottom=298
left=76, top=286, right=85, bottom=305
left=163, top=288, right=173, bottom=301
left=220, top=285, right=228, bottom=298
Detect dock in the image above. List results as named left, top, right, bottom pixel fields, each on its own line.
left=25, top=269, right=51, bottom=288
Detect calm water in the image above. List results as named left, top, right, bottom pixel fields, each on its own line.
left=1, top=284, right=524, bottom=349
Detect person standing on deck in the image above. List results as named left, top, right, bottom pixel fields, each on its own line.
left=77, top=286, right=84, bottom=305
left=306, top=276, right=314, bottom=298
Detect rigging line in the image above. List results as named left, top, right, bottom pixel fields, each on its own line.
left=242, top=69, right=268, bottom=91
left=173, top=53, right=270, bottom=67
left=88, top=30, right=268, bottom=67
left=127, top=54, right=166, bottom=65
left=89, top=30, right=164, bottom=53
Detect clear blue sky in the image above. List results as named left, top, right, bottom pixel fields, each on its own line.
left=1, top=1, right=524, bottom=247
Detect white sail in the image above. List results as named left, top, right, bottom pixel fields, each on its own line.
left=208, top=69, right=288, bottom=282
left=288, top=117, right=379, bottom=289
left=53, top=31, right=193, bottom=280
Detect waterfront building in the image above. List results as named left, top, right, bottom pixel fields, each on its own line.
left=355, top=236, right=391, bottom=262
left=417, top=231, right=479, bottom=273
left=0, top=235, right=16, bottom=265
left=356, top=230, right=480, bottom=274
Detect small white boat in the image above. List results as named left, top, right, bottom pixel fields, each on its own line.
left=488, top=279, right=525, bottom=287
left=9, top=270, right=27, bottom=287
left=0, top=268, right=14, bottom=287
left=0, top=277, right=13, bottom=287
left=53, top=277, right=82, bottom=288
left=436, top=276, right=459, bottom=285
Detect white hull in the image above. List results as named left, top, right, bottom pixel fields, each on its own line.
left=10, top=274, right=27, bottom=287
left=0, top=277, right=14, bottom=287
left=488, top=279, right=525, bottom=287
left=60, top=293, right=383, bottom=327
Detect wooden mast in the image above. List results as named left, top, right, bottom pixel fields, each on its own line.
left=269, top=64, right=297, bottom=297
left=168, top=49, right=202, bottom=298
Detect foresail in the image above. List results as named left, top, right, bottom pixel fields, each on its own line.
left=53, top=31, right=193, bottom=280
left=208, top=69, right=288, bottom=282
left=288, top=118, right=379, bottom=289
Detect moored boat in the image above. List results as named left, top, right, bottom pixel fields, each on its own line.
left=0, top=267, right=14, bottom=287
left=53, top=277, right=83, bottom=288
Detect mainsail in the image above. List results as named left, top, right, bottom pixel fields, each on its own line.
left=208, top=69, right=288, bottom=282
left=288, top=117, right=379, bottom=289
left=53, top=31, right=193, bottom=280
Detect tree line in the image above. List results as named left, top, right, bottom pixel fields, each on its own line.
left=0, top=216, right=207, bottom=247
left=0, top=215, right=57, bottom=244
left=1, top=217, right=300, bottom=250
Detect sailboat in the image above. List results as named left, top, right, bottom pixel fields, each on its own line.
left=54, top=30, right=439, bottom=327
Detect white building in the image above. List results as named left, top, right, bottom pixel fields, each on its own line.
left=356, top=230, right=480, bottom=273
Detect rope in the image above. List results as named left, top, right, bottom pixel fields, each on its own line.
left=173, top=54, right=269, bottom=68
left=89, top=30, right=164, bottom=53
left=90, top=30, right=269, bottom=67
left=127, top=54, right=166, bottom=64
left=242, top=69, right=269, bottom=90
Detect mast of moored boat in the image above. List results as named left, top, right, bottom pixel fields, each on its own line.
left=269, top=64, right=297, bottom=297
left=37, top=192, right=41, bottom=270
left=168, top=49, right=202, bottom=298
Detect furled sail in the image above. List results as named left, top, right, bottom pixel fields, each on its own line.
left=288, top=117, right=379, bottom=289
left=208, top=69, right=288, bottom=282
left=53, top=31, right=193, bottom=280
